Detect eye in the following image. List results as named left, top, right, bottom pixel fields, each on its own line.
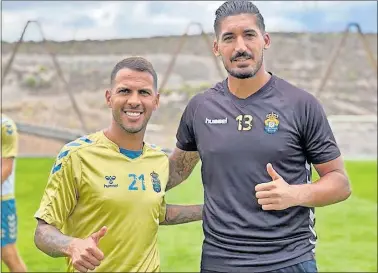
left=139, top=90, right=151, bottom=95
left=118, top=89, right=130, bottom=94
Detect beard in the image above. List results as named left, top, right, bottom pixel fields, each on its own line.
left=224, top=51, right=264, bottom=79
left=112, top=110, right=149, bottom=134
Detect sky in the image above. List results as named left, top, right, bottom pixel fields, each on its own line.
left=1, top=1, right=377, bottom=42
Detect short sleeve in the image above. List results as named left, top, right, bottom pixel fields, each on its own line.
left=34, top=148, right=80, bottom=230
left=176, top=95, right=202, bottom=151
left=301, top=95, right=341, bottom=164
left=159, top=197, right=167, bottom=223
left=1, top=120, right=18, bottom=158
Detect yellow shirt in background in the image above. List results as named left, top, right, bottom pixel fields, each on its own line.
left=1, top=114, right=18, bottom=200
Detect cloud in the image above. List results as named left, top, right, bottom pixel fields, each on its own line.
left=1, top=1, right=376, bottom=42
left=88, top=2, right=124, bottom=28
left=2, top=2, right=125, bottom=41
left=2, top=9, right=41, bottom=41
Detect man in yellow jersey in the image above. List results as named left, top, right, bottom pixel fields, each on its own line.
left=1, top=115, right=28, bottom=272
left=34, top=57, right=203, bottom=272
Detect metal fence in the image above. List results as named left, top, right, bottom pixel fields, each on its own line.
left=2, top=20, right=377, bottom=159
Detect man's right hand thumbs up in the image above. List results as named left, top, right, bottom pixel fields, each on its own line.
left=68, top=226, right=108, bottom=273
left=90, top=226, right=107, bottom=245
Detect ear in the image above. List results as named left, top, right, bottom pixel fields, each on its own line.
left=154, top=93, right=160, bottom=111
left=105, top=89, right=112, bottom=108
left=213, top=39, right=220, bottom=57
left=263, top=32, right=271, bottom=50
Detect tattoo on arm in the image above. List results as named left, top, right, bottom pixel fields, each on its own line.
left=34, top=219, right=74, bottom=258
left=167, top=149, right=200, bottom=191
left=160, top=204, right=203, bottom=225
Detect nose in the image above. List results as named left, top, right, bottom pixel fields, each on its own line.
left=127, top=91, right=141, bottom=107
left=235, top=36, right=247, bottom=53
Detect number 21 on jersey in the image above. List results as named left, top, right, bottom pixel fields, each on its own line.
left=128, top=174, right=145, bottom=191
left=236, top=115, right=253, bottom=131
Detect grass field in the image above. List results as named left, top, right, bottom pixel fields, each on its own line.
left=2, top=158, right=377, bottom=272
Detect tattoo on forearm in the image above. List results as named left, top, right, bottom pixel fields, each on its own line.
left=34, top=220, right=73, bottom=258
left=167, top=150, right=200, bottom=191
left=160, top=204, right=203, bottom=225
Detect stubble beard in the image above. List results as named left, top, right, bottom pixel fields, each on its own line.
left=112, top=110, right=147, bottom=134
left=225, top=51, right=264, bottom=79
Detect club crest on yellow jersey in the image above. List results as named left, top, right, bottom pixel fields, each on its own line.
left=150, top=171, right=161, bottom=193
left=264, top=112, right=280, bottom=134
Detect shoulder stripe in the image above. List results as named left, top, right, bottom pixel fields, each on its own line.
left=49, top=134, right=97, bottom=176
left=79, top=137, right=93, bottom=144
left=66, top=142, right=82, bottom=147
left=58, top=150, right=70, bottom=160
left=51, top=163, right=62, bottom=174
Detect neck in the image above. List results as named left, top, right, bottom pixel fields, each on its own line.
left=228, top=66, right=271, bottom=99
left=103, top=120, right=145, bottom=151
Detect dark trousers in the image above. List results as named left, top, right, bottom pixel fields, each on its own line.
left=201, top=259, right=318, bottom=273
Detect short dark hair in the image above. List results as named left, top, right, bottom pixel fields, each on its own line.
left=110, top=57, right=158, bottom=91
left=214, top=1, right=266, bottom=38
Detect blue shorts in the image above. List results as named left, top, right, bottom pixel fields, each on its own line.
left=1, top=199, right=18, bottom=247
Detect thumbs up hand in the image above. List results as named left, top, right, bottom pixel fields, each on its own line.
left=90, top=226, right=107, bottom=245
left=68, top=226, right=108, bottom=272
left=255, top=164, right=299, bottom=211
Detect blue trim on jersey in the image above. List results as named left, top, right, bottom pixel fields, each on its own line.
left=119, top=148, right=142, bottom=159
left=66, top=142, right=81, bottom=147
left=5, top=124, right=13, bottom=135
left=65, top=136, right=92, bottom=148
left=52, top=163, right=62, bottom=174
left=58, top=150, right=69, bottom=159
left=1, top=199, right=17, bottom=247
left=80, top=137, right=93, bottom=143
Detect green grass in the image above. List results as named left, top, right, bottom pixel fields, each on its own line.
left=2, top=159, right=377, bottom=272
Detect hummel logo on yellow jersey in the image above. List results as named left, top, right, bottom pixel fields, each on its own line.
left=104, top=176, right=118, bottom=188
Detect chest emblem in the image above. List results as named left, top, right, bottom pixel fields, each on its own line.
left=150, top=171, right=161, bottom=193
left=264, top=112, right=280, bottom=134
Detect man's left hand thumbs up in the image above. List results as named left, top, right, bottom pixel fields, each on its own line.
left=255, top=163, right=299, bottom=210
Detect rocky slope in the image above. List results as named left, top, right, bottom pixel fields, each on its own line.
left=2, top=32, right=377, bottom=158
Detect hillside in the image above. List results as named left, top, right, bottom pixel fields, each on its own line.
left=2, top=32, right=377, bottom=157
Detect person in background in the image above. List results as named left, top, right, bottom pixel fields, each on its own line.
left=1, top=114, right=28, bottom=272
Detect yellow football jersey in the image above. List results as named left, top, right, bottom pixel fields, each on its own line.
left=1, top=115, right=18, bottom=200
left=35, top=131, right=168, bottom=272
